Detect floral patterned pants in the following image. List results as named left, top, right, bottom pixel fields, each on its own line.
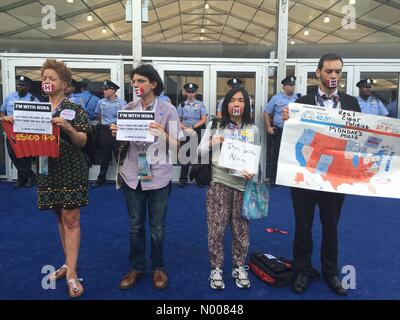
left=206, top=182, right=249, bottom=269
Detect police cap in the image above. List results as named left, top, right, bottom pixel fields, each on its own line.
left=183, top=83, right=198, bottom=93
left=356, top=78, right=373, bottom=88
left=227, top=78, right=242, bottom=87
left=281, top=76, right=296, bottom=85
left=16, top=75, right=32, bottom=86
left=103, top=80, right=120, bottom=90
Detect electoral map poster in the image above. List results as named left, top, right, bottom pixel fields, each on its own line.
left=276, top=103, right=400, bottom=199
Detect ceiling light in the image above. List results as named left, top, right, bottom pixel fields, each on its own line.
left=200, top=35, right=204, bottom=40
left=349, top=0, right=356, bottom=5
left=290, top=40, right=295, bottom=45
left=67, top=0, right=74, bottom=3
left=102, top=27, right=107, bottom=34
left=205, top=2, right=209, bottom=9
left=324, top=15, right=330, bottom=23
left=303, top=28, right=309, bottom=36
left=201, top=28, right=205, bottom=33
left=87, top=13, right=93, bottom=22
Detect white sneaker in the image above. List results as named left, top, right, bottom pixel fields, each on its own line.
left=209, top=268, right=225, bottom=290
left=232, top=266, right=250, bottom=288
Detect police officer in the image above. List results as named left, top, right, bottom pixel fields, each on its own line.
left=177, top=83, right=208, bottom=187
left=65, top=79, right=84, bottom=106
left=263, top=76, right=300, bottom=185
left=75, top=81, right=100, bottom=125
left=92, top=80, right=126, bottom=187
left=356, top=78, right=388, bottom=116
left=0, top=75, right=38, bottom=187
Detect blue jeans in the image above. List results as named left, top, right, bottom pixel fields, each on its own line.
left=123, top=181, right=171, bottom=272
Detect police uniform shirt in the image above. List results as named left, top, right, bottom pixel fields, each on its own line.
left=264, top=92, right=300, bottom=129
left=67, top=93, right=84, bottom=107
left=386, top=100, right=398, bottom=118
left=76, top=90, right=100, bottom=121
left=95, top=97, right=127, bottom=125
left=357, top=96, right=389, bottom=116
left=177, top=99, right=208, bottom=127
left=1, top=92, right=39, bottom=116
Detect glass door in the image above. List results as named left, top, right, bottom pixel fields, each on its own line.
left=155, top=63, right=210, bottom=110
left=154, top=63, right=210, bottom=182
left=210, top=64, right=264, bottom=131
left=3, top=57, right=121, bottom=181
left=354, top=66, right=400, bottom=119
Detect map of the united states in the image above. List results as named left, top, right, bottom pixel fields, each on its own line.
left=294, top=129, right=387, bottom=193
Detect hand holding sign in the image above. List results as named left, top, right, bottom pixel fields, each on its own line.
left=218, top=138, right=261, bottom=175
left=110, top=123, right=118, bottom=138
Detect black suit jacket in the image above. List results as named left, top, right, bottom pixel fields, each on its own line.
left=296, top=90, right=360, bottom=112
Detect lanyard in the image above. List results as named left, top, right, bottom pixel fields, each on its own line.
left=135, top=97, right=158, bottom=151
left=140, top=97, right=158, bottom=113
left=51, top=99, right=66, bottom=116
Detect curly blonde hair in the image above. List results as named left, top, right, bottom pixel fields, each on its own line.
left=40, top=59, right=72, bottom=84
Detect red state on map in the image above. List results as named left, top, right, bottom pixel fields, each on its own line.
left=305, top=132, right=377, bottom=190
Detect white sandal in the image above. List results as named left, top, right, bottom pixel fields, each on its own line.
left=67, top=278, right=84, bottom=298
left=49, top=264, right=68, bottom=281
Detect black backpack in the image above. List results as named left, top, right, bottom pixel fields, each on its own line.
left=249, top=252, right=294, bottom=287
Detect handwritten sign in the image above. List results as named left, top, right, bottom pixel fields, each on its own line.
left=116, top=110, right=155, bottom=142
left=218, top=138, right=261, bottom=174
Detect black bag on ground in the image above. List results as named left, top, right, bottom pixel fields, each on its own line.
left=189, top=118, right=219, bottom=186
left=249, top=252, right=294, bottom=287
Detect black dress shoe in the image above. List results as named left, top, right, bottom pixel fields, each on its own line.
left=292, top=273, right=310, bottom=294
left=178, top=181, right=186, bottom=188
left=323, top=276, right=348, bottom=296
left=92, top=180, right=106, bottom=187
left=14, top=181, right=26, bottom=188
left=24, top=176, right=36, bottom=188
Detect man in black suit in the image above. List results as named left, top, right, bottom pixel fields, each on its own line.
left=283, top=53, right=360, bottom=296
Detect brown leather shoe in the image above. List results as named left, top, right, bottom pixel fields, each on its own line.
left=119, top=270, right=143, bottom=290
left=152, top=270, right=168, bottom=290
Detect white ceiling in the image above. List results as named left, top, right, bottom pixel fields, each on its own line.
left=1, top=0, right=400, bottom=45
